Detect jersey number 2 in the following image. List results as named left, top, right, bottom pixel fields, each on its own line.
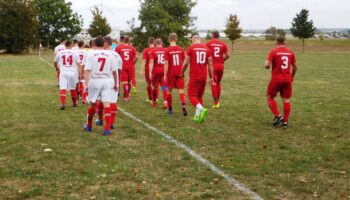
left=98, top=58, right=106, bottom=71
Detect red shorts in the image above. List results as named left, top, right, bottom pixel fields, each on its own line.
left=188, top=77, right=207, bottom=99
left=167, top=75, right=185, bottom=89
left=267, top=77, right=292, bottom=98
left=145, top=66, right=151, bottom=84
left=151, top=71, right=165, bottom=88
left=213, top=64, right=224, bottom=83
left=121, top=66, right=135, bottom=82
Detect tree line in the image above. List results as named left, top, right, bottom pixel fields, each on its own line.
left=0, top=0, right=316, bottom=53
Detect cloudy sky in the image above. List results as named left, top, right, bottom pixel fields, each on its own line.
left=67, top=0, right=350, bottom=30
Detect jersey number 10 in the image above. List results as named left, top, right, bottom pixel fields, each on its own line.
left=196, top=51, right=206, bottom=64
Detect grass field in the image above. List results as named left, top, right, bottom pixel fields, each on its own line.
left=0, top=39, right=349, bottom=199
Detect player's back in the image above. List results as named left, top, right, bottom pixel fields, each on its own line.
left=152, top=47, right=167, bottom=70
left=76, top=49, right=87, bottom=63
left=55, top=44, right=65, bottom=55
left=56, top=49, right=78, bottom=73
left=165, top=45, right=185, bottom=76
left=206, top=39, right=228, bottom=64
left=116, top=44, right=136, bottom=67
left=187, top=43, right=211, bottom=78
left=85, top=50, right=116, bottom=79
left=142, top=47, right=154, bottom=66
left=268, top=46, right=296, bottom=78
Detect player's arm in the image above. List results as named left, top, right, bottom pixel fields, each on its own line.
left=208, top=57, right=214, bottom=84
left=265, top=60, right=272, bottom=69
left=223, top=52, right=230, bottom=61
left=265, top=50, right=274, bottom=69
left=291, top=61, right=297, bottom=81
left=149, top=58, right=154, bottom=80
left=84, top=70, right=91, bottom=90
left=54, top=54, right=60, bottom=71
left=112, top=70, right=119, bottom=91
left=181, top=56, right=190, bottom=78
left=164, top=60, right=169, bottom=82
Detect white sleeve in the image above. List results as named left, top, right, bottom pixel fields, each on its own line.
left=54, top=52, right=60, bottom=63
left=84, top=53, right=92, bottom=71
left=74, top=53, right=81, bottom=65
left=110, top=55, right=118, bottom=72
left=113, top=52, right=123, bottom=70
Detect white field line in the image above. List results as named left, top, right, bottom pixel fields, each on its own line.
left=38, top=51, right=263, bottom=200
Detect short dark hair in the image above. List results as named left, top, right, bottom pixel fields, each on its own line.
left=73, top=39, right=78, bottom=44
left=120, top=35, right=125, bottom=42
left=169, top=33, right=177, bottom=41
left=276, top=36, right=285, bottom=44
left=65, top=40, right=72, bottom=47
left=104, top=37, right=113, bottom=46
left=78, top=41, right=85, bottom=48
left=212, top=31, right=220, bottom=39
left=148, top=37, right=155, bottom=44
left=60, top=39, right=65, bottom=43
left=95, top=37, right=104, bottom=47
left=123, top=37, right=130, bottom=44
left=155, top=38, right=163, bottom=45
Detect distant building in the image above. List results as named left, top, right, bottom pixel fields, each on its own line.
left=74, top=27, right=121, bottom=43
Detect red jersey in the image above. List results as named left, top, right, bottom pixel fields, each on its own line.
left=267, top=46, right=296, bottom=78
left=186, top=43, right=212, bottom=79
left=142, top=47, right=154, bottom=69
left=150, top=47, right=167, bottom=72
left=115, top=44, right=137, bottom=68
left=164, top=45, right=185, bottom=77
left=206, top=39, right=229, bottom=64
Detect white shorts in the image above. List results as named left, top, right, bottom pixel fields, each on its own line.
left=59, top=72, right=78, bottom=90
left=110, top=79, right=119, bottom=103
left=88, top=78, right=113, bottom=103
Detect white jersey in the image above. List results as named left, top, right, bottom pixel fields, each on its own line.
left=54, top=44, right=65, bottom=56
left=54, top=49, right=81, bottom=74
left=75, top=49, right=88, bottom=64
left=85, top=50, right=119, bottom=79
left=72, top=46, right=79, bottom=51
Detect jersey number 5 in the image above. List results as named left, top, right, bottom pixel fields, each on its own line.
left=281, top=56, right=289, bottom=69
left=98, top=58, right=106, bottom=71
left=124, top=52, right=130, bottom=61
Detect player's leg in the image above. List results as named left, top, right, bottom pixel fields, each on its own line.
left=267, top=80, right=283, bottom=126
left=100, top=81, right=113, bottom=135
left=95, top=102, right=104, bottom=126
left=59, top=73, right=67, bottom=110
left=68, top=73, right=78, bottom=107
left=84, top=81, right=100, bottom=131
left=176, top=77, right=187, bottom=116
left=131, top=65, right=137, bottom=94
left=188, top=79, right=203, bottom=123
left=161, top=74, right=168, bottom=109
left=211, top=68, right=219, bottom=107
left=145, top=67, right=152, bottom=102
left=151, top=74, right=160, bottom=107
left=121, top=69, right=130, bottom=101
left=281, top=81, right=293, bottom=129
left=213, top=68, right=224, bottom=108
left=84, top=102, right=95, bottom=132
left=198, top=79, right=208, bottom=122
left=110, top=81, right=118, bottom=129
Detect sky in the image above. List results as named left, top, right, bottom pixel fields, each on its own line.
left=67, top=0, right=350, bottom=30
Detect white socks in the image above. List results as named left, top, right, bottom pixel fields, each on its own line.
left=195, top=103, right=203, bottom=116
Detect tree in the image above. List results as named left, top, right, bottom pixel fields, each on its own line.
left=265, top=27, right=286, bottom=41
left=224, top=14, right=242, bottom=53
left=206, top=30, right=212, bottom=40
left=290, top=9, right=316, bottom=52
left=88, top=6, right=112, bottom=37
left=33, top=0, right=81, bottom=48
left=0, top=0, right=38, bottom=53
left=130, top=0, right=197, bottom=50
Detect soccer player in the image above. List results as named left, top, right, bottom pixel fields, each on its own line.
left=54, top=40, right=82, bottom=110
left=206, top=31, right=229, bottom=108
left=149, top=38, right=168, bottom=108
left=75, top=41, right=88, bottom=104
left=54, top=39, right=66, bottom=83
left=83, top=37, right=119, bottom=136
left=265, top=36, right=297, bottom=129
left=182, top=35, right=213, bottom=123
left=141, top=37, right=155, bottom=102
left=164, top=33, right=187, bottom=116
left=103, top=37, right=122, bottom=129
left=115, top=37, right=138, bottom=101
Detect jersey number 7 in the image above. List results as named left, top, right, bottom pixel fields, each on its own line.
left=98, top=58, right=106, bottom=71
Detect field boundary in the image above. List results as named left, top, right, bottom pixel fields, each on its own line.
left=38, top=51, right=263, bottom=200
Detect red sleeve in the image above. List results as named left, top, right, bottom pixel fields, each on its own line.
left=186, top=46, right=192, bottom=57
left=164, top=48, right=169, bottom=61
left=267, top=49, right=275, bottom=61
left=291, top=52, right=296, bottom=63
left=206, top=48, right=212, bottom=63
left=142, top=49, right=147, bottom=60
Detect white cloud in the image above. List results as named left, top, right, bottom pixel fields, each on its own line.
left=68, top=0, right=350, bottom=30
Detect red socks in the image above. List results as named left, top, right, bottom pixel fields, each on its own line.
left=268, top=98, right=280, bottom=117
left=82, top=91, right=88, bottom=104
left=152, top=88, right=157, bottom=103
left=104, top=107, right=111, bottom=131
left=123, top=84, right=129, bottom=98
left=147, top=86, right=152, bottom=100
left=211, top=84, right=218, bottom=104
left=59, top=90, right=66, bottom=106
left=179, top=93, right=186, bottom=105
left=110, top=103, right=117, bottom=126
left=283, top=102, right=291, bottom=123
left=87, top=105, right=95, bottom=128
left=97, top=102, right=104, bottom=121
left=189, top=96, right=200, bottom=107
left=70, top=90, right=78, bottom=106
left=167, top=94, right=172, bottom=108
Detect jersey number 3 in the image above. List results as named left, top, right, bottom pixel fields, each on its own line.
left=281, top=56, right=289, bottom=69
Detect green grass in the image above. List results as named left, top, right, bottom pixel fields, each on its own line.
left=0, top=40, right=350, bottom=199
